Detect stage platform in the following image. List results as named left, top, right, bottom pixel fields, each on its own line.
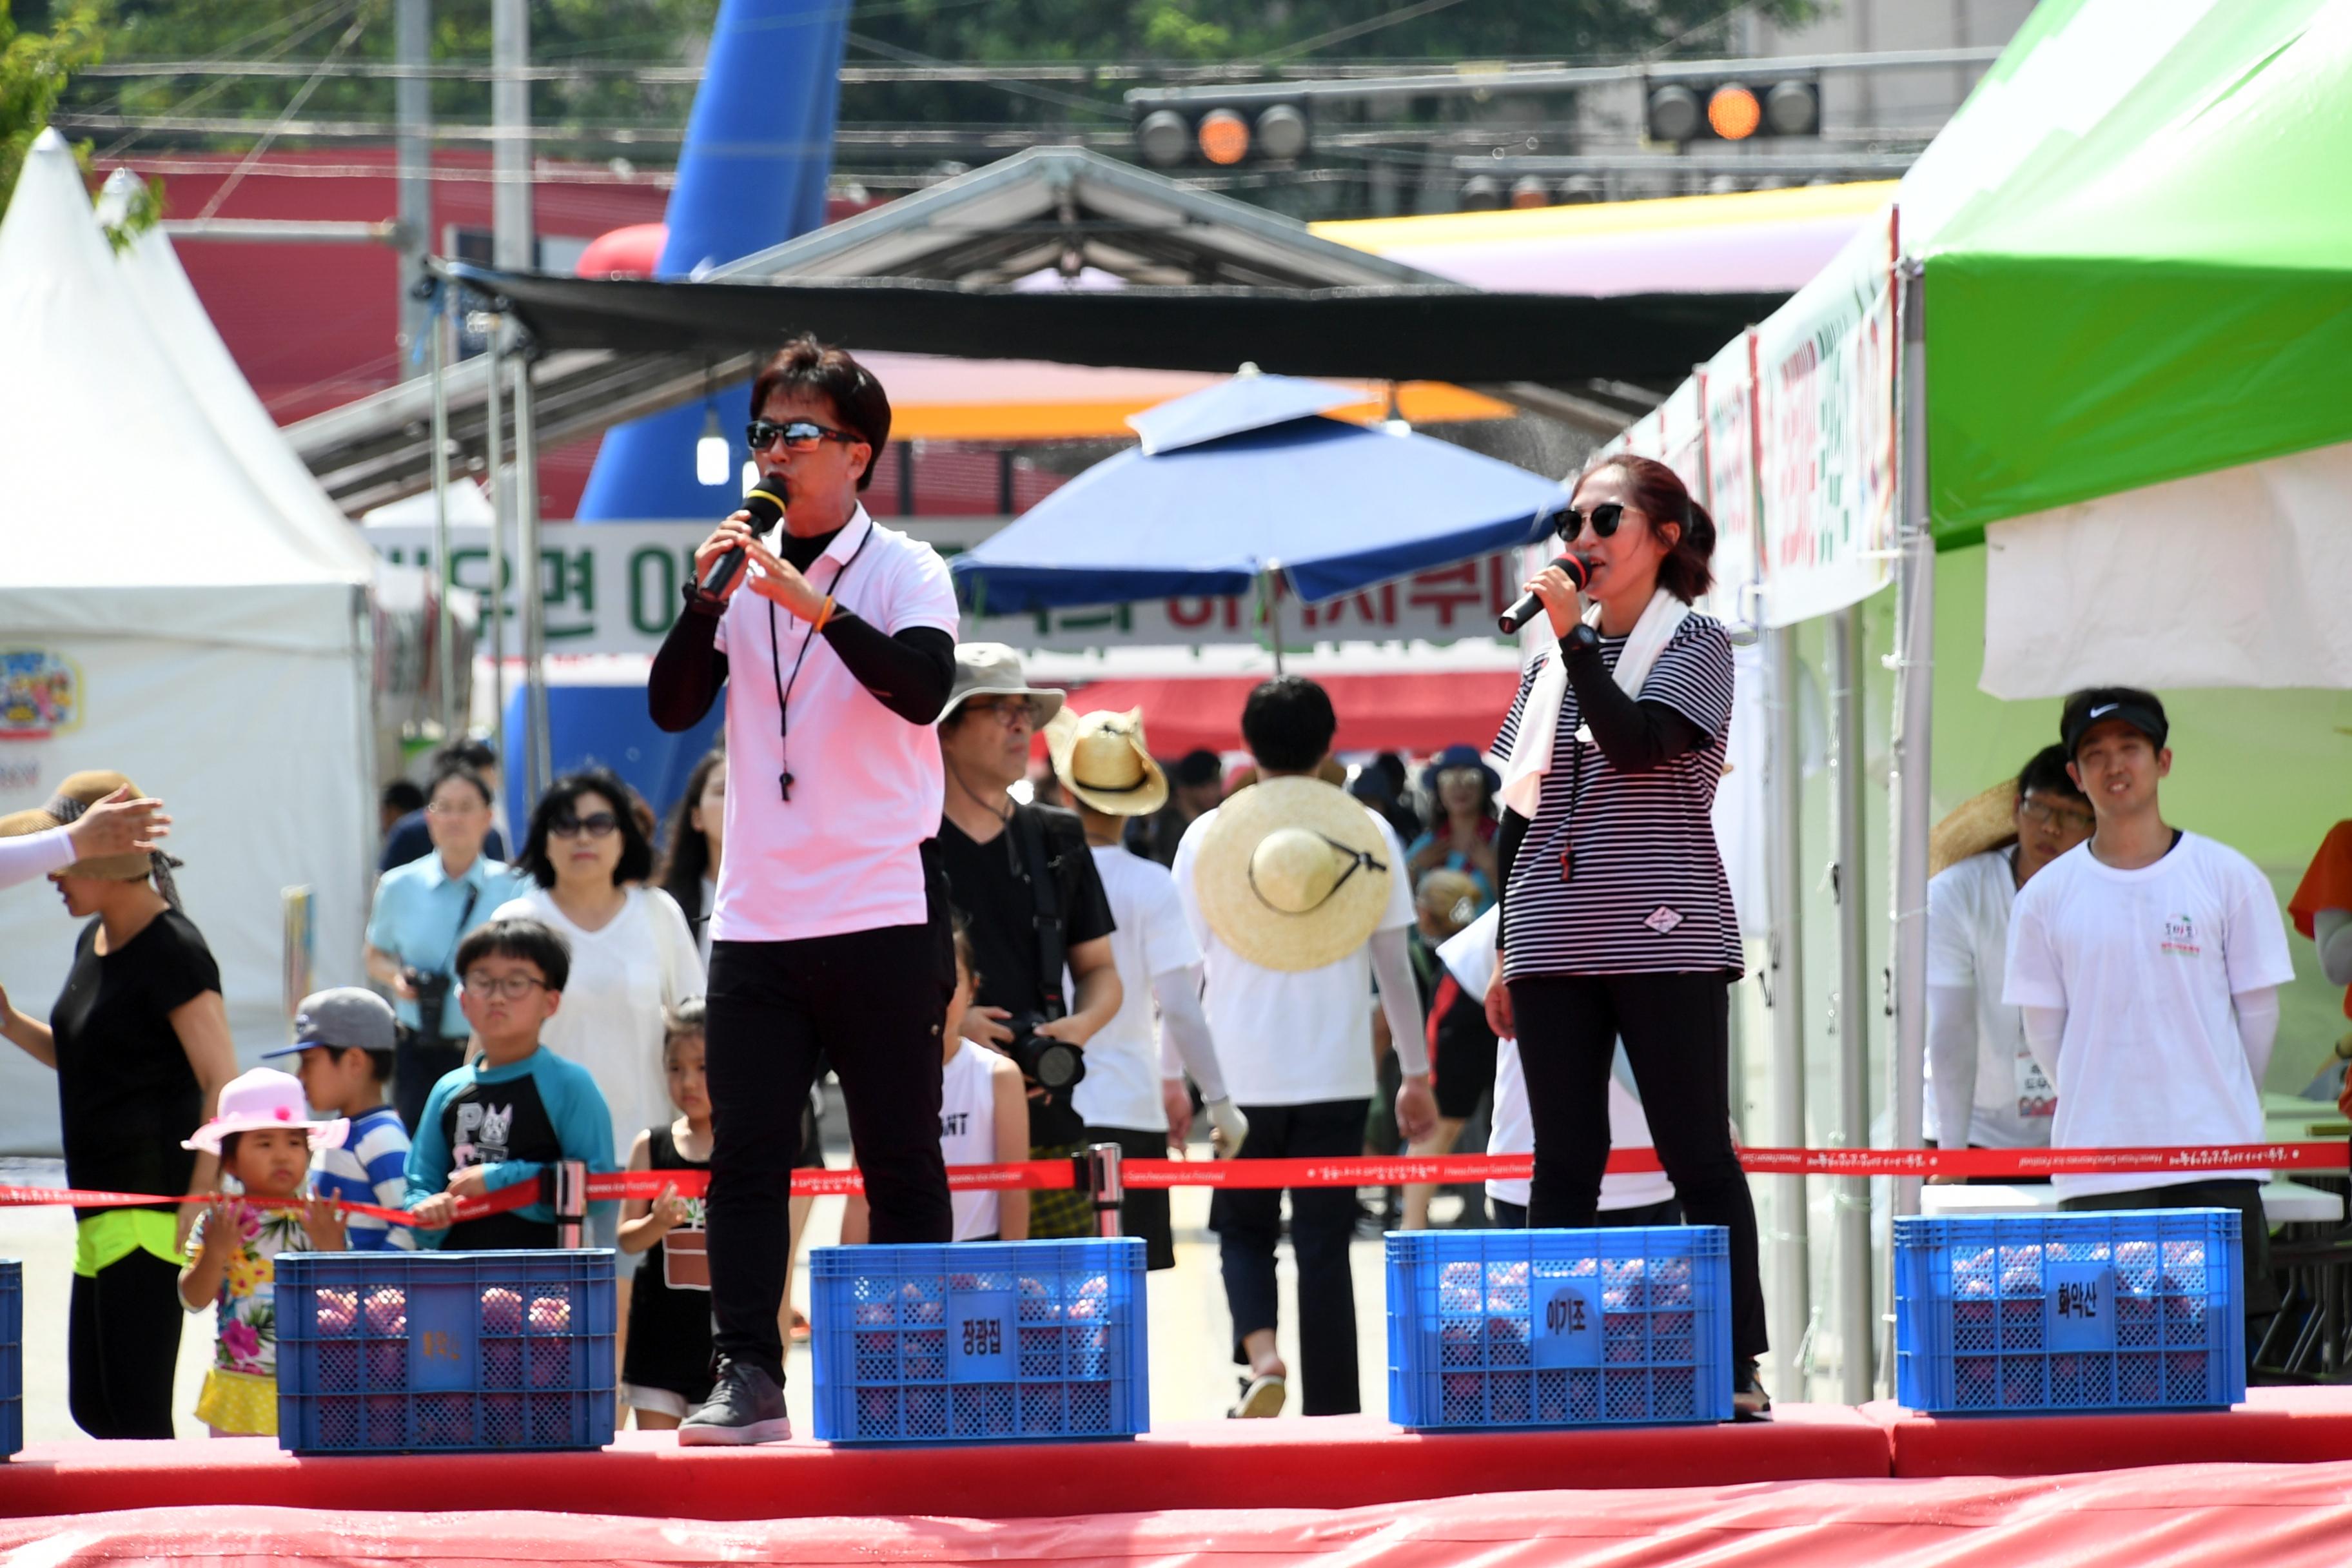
left=1868, top=1384, right=2352, bottom=1477
left=0, top=1405, right=1890, bottom=1521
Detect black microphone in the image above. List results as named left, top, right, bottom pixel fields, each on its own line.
left=1497, top=553, right=1590, bottom=634
left=696, top=472, right=792, bottom=598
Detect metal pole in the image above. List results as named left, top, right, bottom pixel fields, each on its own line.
left=553, top=1159, right=587, bottom=1250
left=491, top=0, right=533, bottom=272
left=1264, top=564, right=1285, bottom=678
left=484, top=312, right=508, bottom=769
left=1829, top=604, right=1873, bottom=1403
left=1890, top=262, right=1935, bottom=1211
left=1764, top=625, right=1812, bottom=1400
left=395, top=0, right=431, bottom=376
left=513, top=335, right=552, bottom=807
left=1086, top=1142, right=1126, bottom=1239
left=427, top=289, right=456, bottom=740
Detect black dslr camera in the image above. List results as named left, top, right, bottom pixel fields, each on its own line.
left=1003, top=1013, right=1086, bottom=1093
left=405, top=967, right=455, bottom=1042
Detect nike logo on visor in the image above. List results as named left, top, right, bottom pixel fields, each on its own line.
left=2090, top=703, right=2119, bottom=718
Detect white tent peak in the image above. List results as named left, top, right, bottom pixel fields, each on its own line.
left=0, top=132, right=373, bottom=612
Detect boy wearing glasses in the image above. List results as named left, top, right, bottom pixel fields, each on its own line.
left=404, top=917, right=616, bottom=1251
left=1925, top=745, right=2094, bottom=1171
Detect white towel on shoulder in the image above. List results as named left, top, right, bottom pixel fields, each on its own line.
left=1491, top=587, right=1690, bottom=818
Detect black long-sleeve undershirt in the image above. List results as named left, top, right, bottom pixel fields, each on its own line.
left=647, top=525, right=956, bottom=730
left=1494, top=631, right=1709, bottom=939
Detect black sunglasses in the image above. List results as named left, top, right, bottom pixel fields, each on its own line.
left=745, top=418, right=859, bottom=453
left=549, top=811, right=620, bottom=839
left=1554, top=502, right=1629, bottom=541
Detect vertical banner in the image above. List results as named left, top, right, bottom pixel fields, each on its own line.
left=1703, top=333, right=1761, bottom=629
left=1752, top=208, right=1901, bottom=628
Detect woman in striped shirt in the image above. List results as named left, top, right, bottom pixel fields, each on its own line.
left=1484, top=454, right=1769, bottom=1416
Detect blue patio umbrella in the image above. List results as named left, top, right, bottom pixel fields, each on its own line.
left=949, top=373, right=1563, bottom=638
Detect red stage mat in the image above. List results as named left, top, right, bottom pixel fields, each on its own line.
left=11, top=1462, right=2352, bottom=1567
left=1869, top=1385, right=2352, bottom=1477
left=0, top=1409, right=1886, bottom=1522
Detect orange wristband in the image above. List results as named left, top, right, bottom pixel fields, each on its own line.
left=814, top=595, right=836, bottom=633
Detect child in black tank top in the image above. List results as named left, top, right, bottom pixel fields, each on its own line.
left=618, top=1002, right=715, bottom=1427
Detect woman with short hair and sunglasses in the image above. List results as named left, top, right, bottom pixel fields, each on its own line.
left=1482, top=454, right=1771, bottom=1416
left=493, top=767, right=702, bottom=1255
left=648, top=337, right=961, bottom=1444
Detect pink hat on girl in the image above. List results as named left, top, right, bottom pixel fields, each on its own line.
left=182, top=1067, right=349, bottom=1155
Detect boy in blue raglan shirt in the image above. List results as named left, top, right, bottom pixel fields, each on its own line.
left=266, top=986, right=416, bottom=1251
left=406, top=917, right=616, bottom=1249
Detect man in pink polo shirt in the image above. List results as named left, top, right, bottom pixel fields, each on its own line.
left=651, top=338, right=959, bottom=1445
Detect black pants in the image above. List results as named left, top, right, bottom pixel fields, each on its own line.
left=1085, top=1125, right=1175, bottom=1270
left=1509, top=972, right=1769, bottom=1365
left=393, top=1034, right=466, bottom=1136
left=2060, top=1178, right=2279, bottom=1320
left=70, top=1247, right=182, bottom=1439
left=1490, top=1195, right=1683, bottom=1230
left=705, top=925, right=952, bottom=1384
left=1211, top=1099, right=1367, bottom=1416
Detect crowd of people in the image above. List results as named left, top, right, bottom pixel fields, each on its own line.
left=0, top=335, right=2327, bottom=1445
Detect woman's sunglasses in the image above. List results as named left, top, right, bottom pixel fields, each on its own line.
left=1554, top=502, right=1629, bottom=541
left=745, top=418, right=859, bottom=453
left=549, top=811, right=620, bottom=839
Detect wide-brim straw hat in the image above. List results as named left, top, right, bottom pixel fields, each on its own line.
left=1044, top=707, right=1170, bottom=817
left=1194, top=776, right=1395, bottom=972
left=0, top=769, right=179, bottom=882
left=1930, top=779, right=2021, bottom=877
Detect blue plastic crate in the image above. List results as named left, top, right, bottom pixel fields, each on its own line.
left=0, top=1259, right=18, bottom=1459
left=810, top=1239, right=1148, bottom=1445
left=1894, top=1209, right=2244, bottom=1415
left=1386, top=1227, right=1732, bottom=1431
left=275, top=1250, right=616, bottom=1454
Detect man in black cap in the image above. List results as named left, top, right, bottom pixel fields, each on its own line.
left=2004, top=687, right=2294, bottom=1345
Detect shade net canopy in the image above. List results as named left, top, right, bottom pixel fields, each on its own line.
left=432, top=259, right=1781, bottom=387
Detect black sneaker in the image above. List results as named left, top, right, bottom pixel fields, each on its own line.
left=1732, top=1359, right=1772, bottom=1421
left=678, top=1358, right=793, bottom=1446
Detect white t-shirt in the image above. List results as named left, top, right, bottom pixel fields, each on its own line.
left=1926, top=849, right=2055, bottom=1150
left=709, top=505, right=959, bottom=943
left=2003, top=832, right=2295, bottom=1198
left=493, top=886, right=705, bottom=1166
left=1438, top=908, right=1674, bottom=1213
left=940, top=1039, right=1003, bottom=1242
left=1072, top=843, right=1201, bottom=1133
left=1172, top=802, right=1415, bottom=1107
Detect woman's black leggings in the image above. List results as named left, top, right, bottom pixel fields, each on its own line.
left=1507, top=972, right=1769, bottom=1365
left=70, top=1248, right=184, bottom=1439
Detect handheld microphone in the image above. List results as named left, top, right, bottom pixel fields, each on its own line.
left=696, top=472, right=792, bottom=599
left=1497, top=554, right=1590, bottom=634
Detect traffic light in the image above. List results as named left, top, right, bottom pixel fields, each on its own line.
left=1646, top=75, right=1819, bottom=144
left=1132, top=100, right=1311, bottom=168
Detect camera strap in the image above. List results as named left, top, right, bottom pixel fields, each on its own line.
left=1010, top=804, right=1068, bottom=1020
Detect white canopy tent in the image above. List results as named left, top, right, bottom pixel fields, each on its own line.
left=0, top=131, right=377, bottom=1153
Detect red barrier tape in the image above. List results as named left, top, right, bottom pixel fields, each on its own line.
left=8, top=1141, right=2342, bottom=1219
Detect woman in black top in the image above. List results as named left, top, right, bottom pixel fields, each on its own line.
left=0, top=771, right=238, bottom=1438
left=1484, top=457, right=1770, bottom=1415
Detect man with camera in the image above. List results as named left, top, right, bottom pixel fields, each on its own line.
left=936, top=645, right=1124, bottom=1239
left=364, top=761, right=526, bottom=1130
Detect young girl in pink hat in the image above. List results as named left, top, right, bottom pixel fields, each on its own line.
left=177, top=1068, right=351, bottom=1436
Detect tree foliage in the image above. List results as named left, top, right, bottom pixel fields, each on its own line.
left=2, top=0, right=108, bottom=204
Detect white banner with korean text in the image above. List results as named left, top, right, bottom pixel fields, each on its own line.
left=1750, top=207, right=1899, bottom=629
left=363, top=519, right=1525, bottom=656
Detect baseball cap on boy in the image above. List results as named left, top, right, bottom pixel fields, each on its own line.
left=262, top=986, right=398, bottom=1060
left=2060, top=687, right=2168, bottom=761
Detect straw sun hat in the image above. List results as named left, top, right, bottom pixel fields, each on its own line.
left=1928, top=779, right=2021, bottom=877
left=0, top=769, right=184, bottom=894
left=1193, top=776, right=1395, bottom=972
left=1044, top=707, right=1170, bottom=818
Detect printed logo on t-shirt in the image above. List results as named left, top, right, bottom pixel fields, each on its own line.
left=451, top=1101, right=514, bottom=1168
left=941, top=1110, right=970, bottom=1137
left=1643, top=906, right=1684, bottom=935
left=2161, top=913, right=2201, bottom=957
